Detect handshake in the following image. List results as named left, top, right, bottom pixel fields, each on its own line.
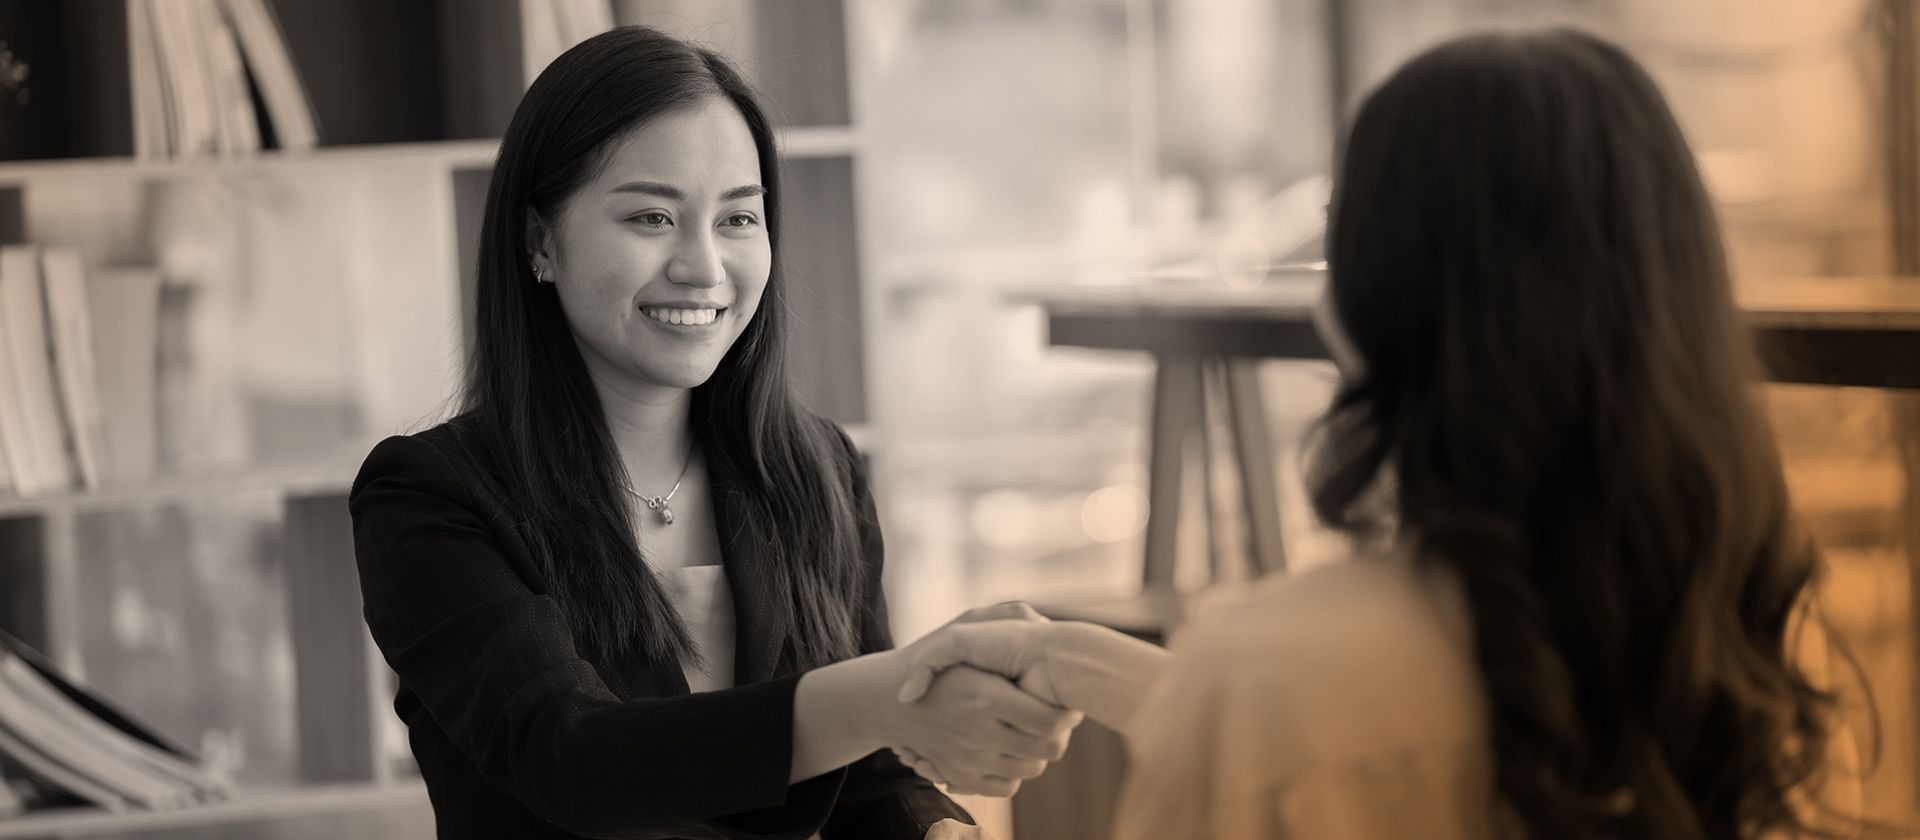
left=874, top=603, right=1172, bottom=798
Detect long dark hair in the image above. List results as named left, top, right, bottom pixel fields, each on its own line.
left=461, top=26, right=865, bottom=672
left=1309, top=29, right=1850, bottom=839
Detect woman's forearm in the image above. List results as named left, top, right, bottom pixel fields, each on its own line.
left=790, top=651, right=901, bottom=783
left=1039, top=622, right=1175, bottom=730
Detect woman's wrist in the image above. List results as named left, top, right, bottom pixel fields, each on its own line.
left=852, top=648, right=912, bottom=749
left=791, top=650, right=905, bottom=782
left=1034, top=622, right=1174, bottom=729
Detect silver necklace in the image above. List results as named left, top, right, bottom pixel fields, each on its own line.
left=623, top=445, right=695, bottom=526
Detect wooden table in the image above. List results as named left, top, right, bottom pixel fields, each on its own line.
left=1035, top=274, right=1920, bottom=593
left=1037, top=273, right=1326, bottom=595
left=1014, top=274, right=1920, bottom=635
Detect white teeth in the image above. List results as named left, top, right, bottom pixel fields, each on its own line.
left=642, top=307, right=719, bottom=326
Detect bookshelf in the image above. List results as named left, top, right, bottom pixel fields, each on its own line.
left=0, top=0, right=872, bottom=836
left=0, top=461, right=356, bottom=521
left=0, top=140, right=504, bottom=185
left=0, top=127, right=859, bottom=186
left=0, top=781, right=429, bottom=839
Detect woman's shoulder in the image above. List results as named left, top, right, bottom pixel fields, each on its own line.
left=1162, top=548, right=1488, bottom=761
left=1180, top=547, right=1467, bottom=654
left=351, top=414, right=496, bottom=505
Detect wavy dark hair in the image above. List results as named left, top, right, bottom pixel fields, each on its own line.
left=1308, top=29, right=1856, bottom=839
left=460, top=26, right=864, bottom=672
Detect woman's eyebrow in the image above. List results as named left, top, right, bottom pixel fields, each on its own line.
left=609, top=181, right=684, bottom=200
left=607, top=182, right=766, bottom=201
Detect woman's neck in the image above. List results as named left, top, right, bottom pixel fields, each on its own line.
left=590, top=367, right=696, bottom=493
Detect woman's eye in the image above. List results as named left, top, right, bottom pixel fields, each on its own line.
left=722, top=213, right=759, bottom=228
left=632, top=212, right=672, bottom=227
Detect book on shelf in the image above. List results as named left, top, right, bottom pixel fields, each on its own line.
left=0, top=631, right=230, bottom=818
left=0, top=246, right=75, bottom=497
left=0, top=670, right=189, bottom=811
left=127, top=0, right=174, bottom=159
left=192, top=0, right=263, bottom=156
left=0, top=247, right=162, bottom=499
left=39, top=250, right=108, bottom=492
left=216, top=0, right=318, bottom=151
left=0, top=658, right=226, bottom=805
left=0, top=720, right=129, bottom=814
left=123, top=0, right=317, bottom=159
left=144, top=0, right=221, bottom=158
left=8, top=0, right=606, bottom=161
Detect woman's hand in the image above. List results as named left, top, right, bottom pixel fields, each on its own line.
left=898, top=620, right=1176, bottom=732
left=787, top=602, right=1070, bottom=789
left=890, top=619, right=1067, bottom=791
left=875, top=664, right=1079, bottom=797
left=877, top=604, right=1057, bottom=794
left=897, top=620, right=1062, bottom=705
left=924, top=818, right=993, bottom=839
left=938, top=600, right=1049, bottom=627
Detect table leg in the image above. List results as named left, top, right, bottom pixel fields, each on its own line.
left=1225, top=359, right=1289, bottom=575
left=1895, top=392, right=1920, bottom=808
left=1145, top=355, right=1205, bottom=587
left=1200, top=358, right=1230, bottom=582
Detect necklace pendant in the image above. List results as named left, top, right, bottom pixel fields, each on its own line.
left=641, top=495, right=674, bottom=526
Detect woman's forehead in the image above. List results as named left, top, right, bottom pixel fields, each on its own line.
left=593, top=98, right=763, bottom=195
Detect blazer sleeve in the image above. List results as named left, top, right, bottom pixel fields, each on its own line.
left=820, top=429, right=975, bottom=839
left=350, top=434, right=843, bottom=840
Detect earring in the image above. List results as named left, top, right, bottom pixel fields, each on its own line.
left=531, top=263, right=546, bottom=284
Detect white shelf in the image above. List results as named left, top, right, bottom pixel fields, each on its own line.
left=0, top=126, right=859, bottom=186
left=0, top=140, right=503, bottom=185
left=0, top=424, right=873, bottom=518
left=0, top=460, right=362, bottom=519
left=0, top=780, right=428, bottom=838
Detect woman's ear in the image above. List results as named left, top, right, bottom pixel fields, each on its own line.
left=525, top=210, right=555, bottom=282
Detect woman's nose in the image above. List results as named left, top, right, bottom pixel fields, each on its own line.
left=667, top=232, right=724, bottom=288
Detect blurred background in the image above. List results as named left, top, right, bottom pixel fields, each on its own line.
left=0, top=0, right=1913, bottom=838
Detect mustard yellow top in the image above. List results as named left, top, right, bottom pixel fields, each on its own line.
left=1116, top=550, right=1861, bottom=839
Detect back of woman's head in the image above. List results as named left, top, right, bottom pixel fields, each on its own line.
left=1310, top=29, right=1840, bottom=839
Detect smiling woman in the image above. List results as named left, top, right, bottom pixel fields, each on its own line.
left=531, top=99, right=770, bottom=395
left=346, top=26, right=1076, bottom=840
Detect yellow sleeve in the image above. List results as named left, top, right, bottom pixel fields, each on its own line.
left=1113, top=640, right=1244, bottom=839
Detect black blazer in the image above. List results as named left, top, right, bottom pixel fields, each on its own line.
left=349, top=416, right=970, bottom=839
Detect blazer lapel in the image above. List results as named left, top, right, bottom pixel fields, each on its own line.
left=711, top=467, right=789, bottom=685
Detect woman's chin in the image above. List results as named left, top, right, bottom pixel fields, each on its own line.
left=630, top=358, right=722, bottom=391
